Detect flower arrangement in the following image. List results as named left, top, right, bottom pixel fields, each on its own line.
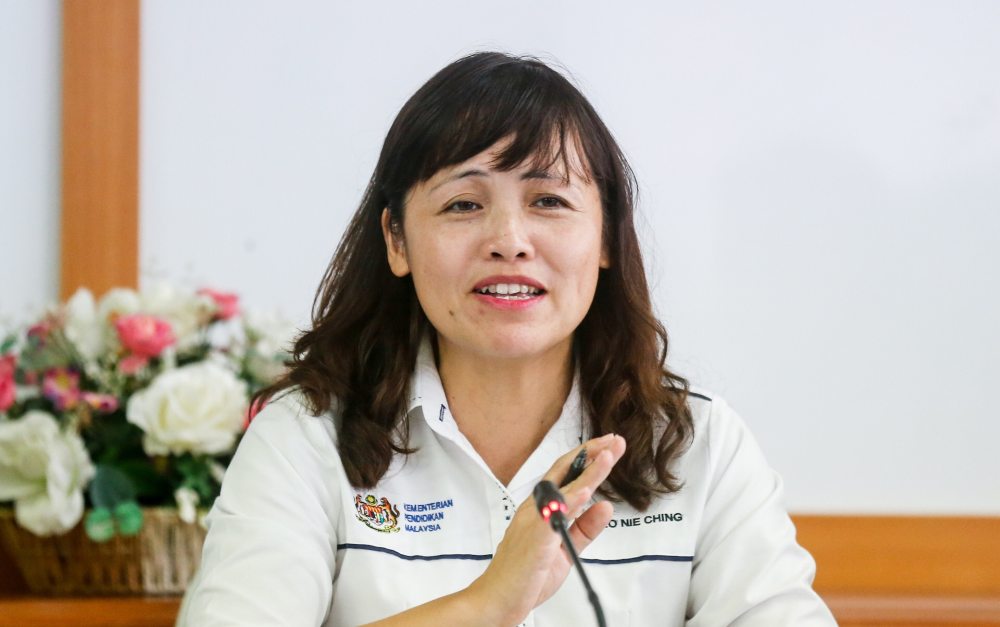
left=0, top=283, right=296, bottom=542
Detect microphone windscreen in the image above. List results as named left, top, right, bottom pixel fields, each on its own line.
left=533, top=480, right=567, bottom=529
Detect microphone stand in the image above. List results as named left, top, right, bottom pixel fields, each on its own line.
left=533, top=480, right=607, bottom=627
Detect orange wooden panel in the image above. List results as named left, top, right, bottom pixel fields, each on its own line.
left=60, top=0, right=140, bottom=299
left=793, top=515, right=1000, bottom=596
left=824, top=594, right=1000, bottom=626
left=0, top=597, right=180, bottom=626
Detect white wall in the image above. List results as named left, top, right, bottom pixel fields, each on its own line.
left=6, top=1, right=997, bottom=514
left=0, top=0, right=61, bottom=325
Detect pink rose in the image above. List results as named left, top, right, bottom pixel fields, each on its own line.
left=82, top=392, right=119, bottom=414
left=42, top=367, right=81, bottom=411
left=0, top=355, right=16, bottom=412
left=198, top=288, right=240, bottom=321
left=115, top=314, right=175, bottom=358
left=118, top=354, right=149, bottom=376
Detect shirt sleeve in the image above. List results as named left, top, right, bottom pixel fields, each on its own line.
left=176, top=394, right=342, bottom=627
left=686, top=397, right=837, bottom=626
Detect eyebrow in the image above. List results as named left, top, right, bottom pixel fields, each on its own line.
left=429, top=168, right=578, bottom=193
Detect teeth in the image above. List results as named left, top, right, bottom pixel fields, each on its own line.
left=476, top=283, right=541, bottom=296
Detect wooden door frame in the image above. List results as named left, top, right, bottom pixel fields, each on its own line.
left=60, top=0, right=139, bottom=299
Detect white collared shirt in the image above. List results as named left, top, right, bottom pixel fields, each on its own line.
left=178, top=340, right=835, bottom=626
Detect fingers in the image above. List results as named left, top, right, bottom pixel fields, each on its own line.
left=521, top=435, right=625, bottom=556
left=560, top=450, right=607, bottom=516
left=542, top=433, right=626, bottom=487
left=568, top=500, right=614, bottom=552
left=532, top=435, right=625, bottom=535
left=539, top=437, right=625, bottom=549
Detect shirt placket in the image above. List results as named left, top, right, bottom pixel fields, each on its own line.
left=482, top=475, right=536, bottom=627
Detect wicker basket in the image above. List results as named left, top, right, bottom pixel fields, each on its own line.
left=0, top=507, right=206, bottom=595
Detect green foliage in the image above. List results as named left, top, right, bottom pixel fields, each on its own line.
left=115, top=459, right=173, bottom=503
left=3, top=396, right=54, bottom=420
left=84, top=508, right=115, bottom=542
left=0, top=333, right=15, bottom=354
left=17, top=328, right=74, bottom=373
left=88, top=464, right=137, bottom=510
left=113, top=501, right=144, bottom=536
left=175, top=455, right=221, bottom=504
left=175, top=341, right=211, bottom=367
left=83, top=501, right=144, bottom=541
left=87, top=412, right=145, bottom=465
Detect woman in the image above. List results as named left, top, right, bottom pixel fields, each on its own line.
left=179, top=51, right=835, bottom=626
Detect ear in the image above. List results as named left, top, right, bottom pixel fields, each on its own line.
left=381, top=208, right=411, bottom=277
left=599, top=240, right=611, bottom=269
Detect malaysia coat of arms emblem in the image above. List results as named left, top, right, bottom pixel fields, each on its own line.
left=355, top=494, right=401, bottom=533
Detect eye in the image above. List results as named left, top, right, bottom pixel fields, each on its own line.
left=444, top=200, right=481, bottom=213
left=533, top=196, right=568, bottom=209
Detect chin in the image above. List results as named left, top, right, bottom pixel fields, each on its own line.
left=456, top=330, right=571, bottom=363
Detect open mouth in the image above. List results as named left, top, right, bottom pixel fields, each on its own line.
left=473, top=283, right=546, bottom=300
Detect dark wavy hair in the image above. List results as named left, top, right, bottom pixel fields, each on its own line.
left=255, top=51, right=694, bottom=511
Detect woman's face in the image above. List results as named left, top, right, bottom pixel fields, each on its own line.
left=382, top=135, right=609, bottom=364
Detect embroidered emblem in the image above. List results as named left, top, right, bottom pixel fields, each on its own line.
left=355, top=494, right=401, bottom=533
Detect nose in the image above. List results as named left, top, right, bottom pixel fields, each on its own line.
left=486, top=206, right=534, bottom=260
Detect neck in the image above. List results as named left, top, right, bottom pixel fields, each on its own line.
left=436, top=337, right=574, bottom=485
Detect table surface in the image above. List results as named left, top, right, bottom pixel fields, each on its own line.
left=1, top=594, right=999, bottom=626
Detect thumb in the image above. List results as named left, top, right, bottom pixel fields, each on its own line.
left=567, top=501, right=614, bottom=552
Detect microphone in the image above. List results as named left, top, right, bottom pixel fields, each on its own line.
left=534, top=479, right=568, bottom=529
left=532, top=480, right=607, bottom=627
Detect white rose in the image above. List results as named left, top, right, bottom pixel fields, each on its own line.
left=63, top=289, right=104, bottom=361
left=244, top=310, right=297, bottom=382
left=140, top=283, right=215, bottom=350
left=246, top=350, right=287, bottom=384
left=97, top=287, right=141, bottom=323
left=126, top=361, right=248, bottom=456
left=0, top=411, right=95, bottom=536
left=174, top=487, right=199, bottom=524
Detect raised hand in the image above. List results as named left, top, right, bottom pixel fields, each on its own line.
left=467, top=433, right=627, bottom=625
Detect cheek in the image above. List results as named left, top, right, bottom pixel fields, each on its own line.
left=548, top=232, right=605, bottom=287
left=576, top=253, right=606, bottom=310
left=407, top=241, right=466, bottom=303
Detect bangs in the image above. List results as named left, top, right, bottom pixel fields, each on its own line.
left=392, top=56, right=609, bottom=199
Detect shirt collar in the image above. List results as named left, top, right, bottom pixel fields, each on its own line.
left=407, top=335, right=460, bottom=439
